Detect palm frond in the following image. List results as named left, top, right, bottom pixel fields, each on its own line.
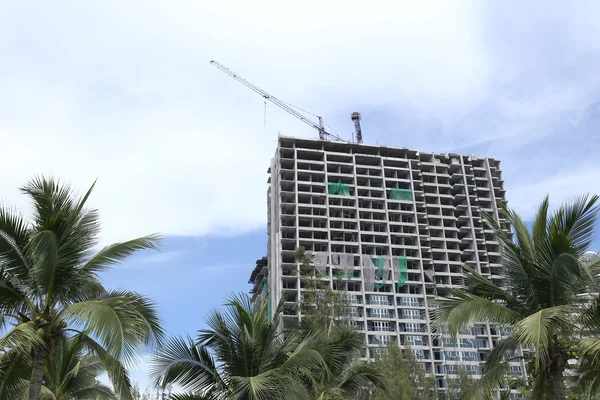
left=60, top=290, right=164, bottom=363
left=0, top=348, right=31, bottom=399
left=461, top=265, right=522, bottom=310
left=0, top=322, right=44, bottom=352
left=459, top=361, right=510, bottom=400
left=530, top=195, right=558, bottom=286
left=0, top=205, right=31, bottom=278
left=230, top=371, right=301, bottom=400
left=72, top=179, right=97, bottom=218
left=484, top=335, right=522, bottom=368
left=432, top=291, right=522, bottom=336
left=81, top=235, right=163, bottom=274
left=76, top=333, right=134, bottom=400
left=336, top=361, right=386, bottom=393
left=531, top=195, right=550, bottom=251
left=151, top=336, right=220, bottom=394
left=20, top=176, right=76, bottom=229
left=170, top=394, right=215, bottom=400
left=574, top=348, right=600, bottom=396
left=0, top=268, right=31, bottom=313
left=497, top=201, right=535, bottom=262
left=462, top=336, right=525, bottom=400
left=26, top=229, right=58, bottom=300
left=549, top=194, right=599, bottom=257
left=578, top=295, right=600, bottom=337
left=576, top=338, right=600, bottom=358
left=61, top=208, right=101, bottom=263
left=583, top=252, right=600, bottom=278
left=482, top=211, right=538, bottom=307
left=548, top=253, right=596, bottom=306
left=69, top=383, right=116, bottom=400
left=279, top=330, right=329, bottom=375
left=512, top=305, right=571, bottom=369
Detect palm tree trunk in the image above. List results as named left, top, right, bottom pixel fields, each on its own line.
left=29, top=347, right=48, bottom=400
left=550, top=365, right=567, bottom=400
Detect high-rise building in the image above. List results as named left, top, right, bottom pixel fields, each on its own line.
left=249, top=136, right=526, bottom=391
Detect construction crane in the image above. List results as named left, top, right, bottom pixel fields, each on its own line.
left=210, top=60, right=345, bottom=142
left=351, top=112, right=363, bottom=144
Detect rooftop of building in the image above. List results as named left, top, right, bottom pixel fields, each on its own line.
left=275, top=135, right=500, bottom=163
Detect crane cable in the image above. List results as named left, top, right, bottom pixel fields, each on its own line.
left=278, top=98, right=320, bottom=119
left=280, top=98, right=345, bottom=142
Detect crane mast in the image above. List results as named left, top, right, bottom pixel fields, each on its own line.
left=210, top=60, right=343, bottom=142
left=351, top=112, right=363, bottom=144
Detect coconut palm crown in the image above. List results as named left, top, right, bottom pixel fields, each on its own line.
left=0, top=177, right=164, bottom=400
left=432, top=195, right=600, bottom=400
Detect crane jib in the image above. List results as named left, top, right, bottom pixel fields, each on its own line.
left=210, top=60, right=347, bottom=142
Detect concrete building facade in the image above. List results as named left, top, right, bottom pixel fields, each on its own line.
left=249, top=136, right=525, bottom=391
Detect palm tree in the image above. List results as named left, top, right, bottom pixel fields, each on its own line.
left=304, top=325, right=385, bottom=400
left=0, top=177, right=164, bottom=400
left=293, top=247, right=386, bottom=399
left=0, top=335, right=118, bottom=399
left=152, top=293, right=349, bottom=400
left=432, top=194, right=600, bottom=400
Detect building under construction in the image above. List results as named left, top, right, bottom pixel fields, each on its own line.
left=248, top=135, right=526, bottom=391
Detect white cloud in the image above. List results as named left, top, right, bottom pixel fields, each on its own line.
left=0, top=0, right=599, bottom=241
left=508, top=166, right=600, bottom=219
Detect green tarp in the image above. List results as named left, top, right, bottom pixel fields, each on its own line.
left=259, top=282, right=268, bottom=293
left=389, top=188, right=413, bottom=201
left=397, top=256, right=408, bottom=291
left=371, top=255, right=385, bottom=278
left=267, top=293, right=272, bottom=322
left=371, top=255, right=386, bottom=289
left=328, top=182, right=351, bottom=196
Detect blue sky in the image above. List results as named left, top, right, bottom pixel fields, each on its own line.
left=1, top=0, right=600, bottom=388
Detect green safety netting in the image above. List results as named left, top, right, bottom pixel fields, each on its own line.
left=332, top=253, right=353, bottom=279
left=267, top=293, right=272, bottom=322
left=389, top=188, right=413, bottom=201
left=328, top=182, right=351, bottom=196
left=258, top=282, right=268, bottom=294
left=397, top=256, right=408, bottom=291
left=371, top=255, right=386, bottom=289
left=371, top=255, right=385, bottom=278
